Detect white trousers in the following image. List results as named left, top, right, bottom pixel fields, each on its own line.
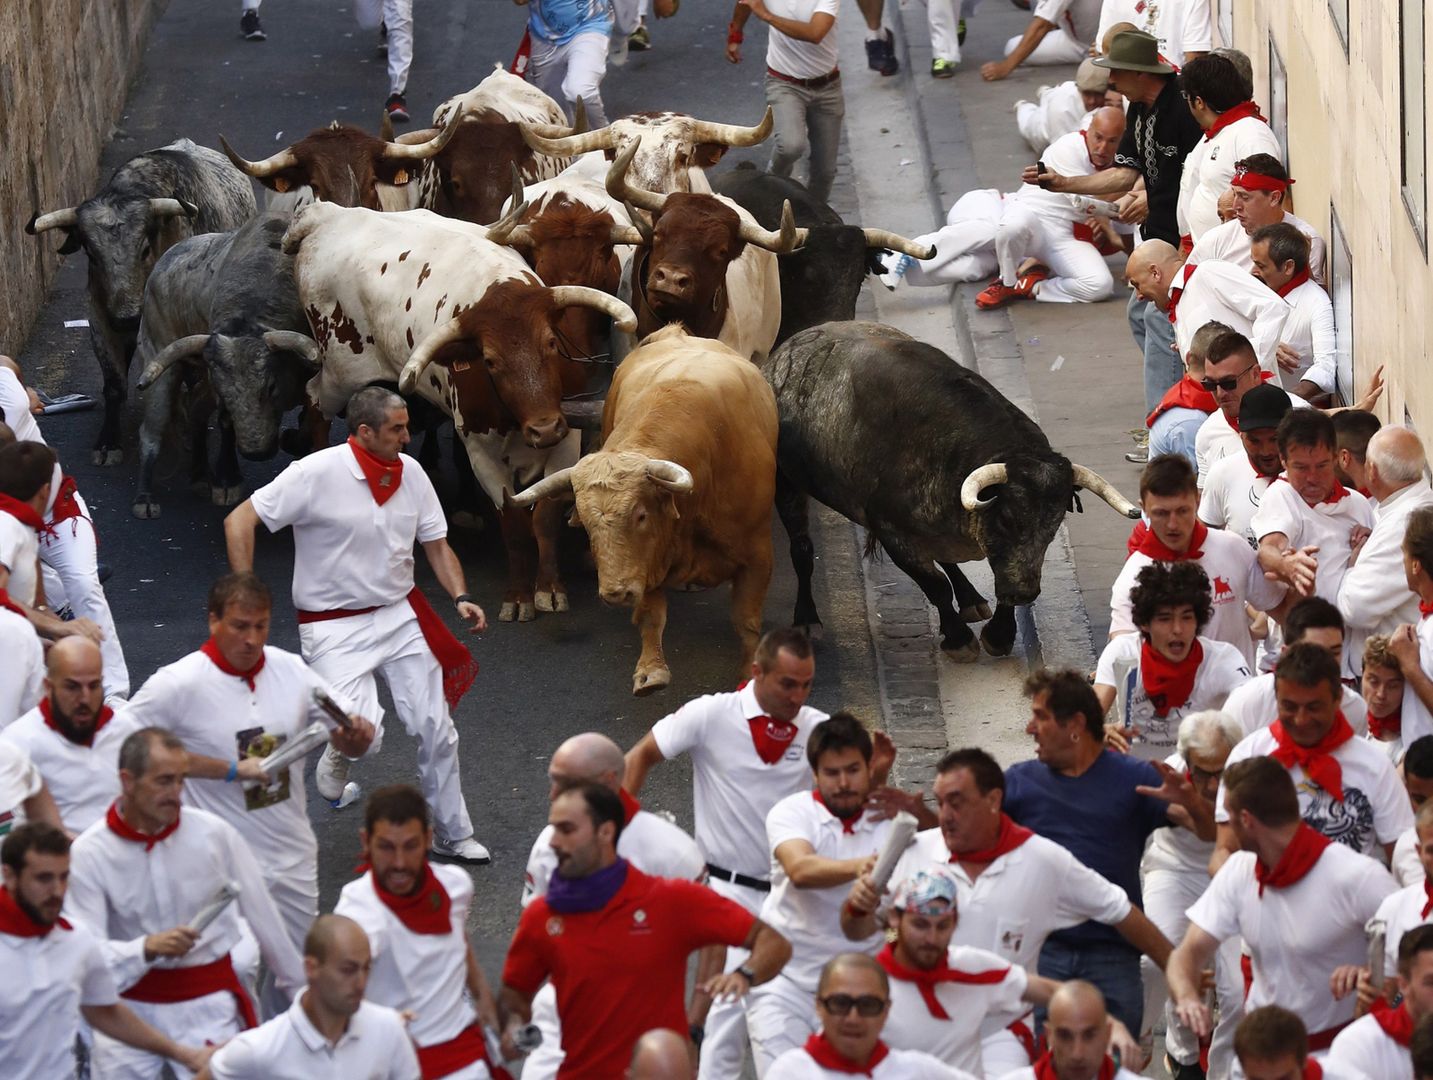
left=93, top=990, right=241, bottom=1079
left=994, top=203, right=1114, bottom=302
left=904, top=189, right=1003, bottom=287
left=698, top=877, right=768, bottom=1080
left=746, top=972, right=818, bottom=1076
left=927, top=0, right=966, bottom=62
left=299, top=600, right=475, bottom=843
left=355, top=0, right=415, bottom=94
left=1003, top=27, right=1089, bottom=65
left=530, top=31, right=611, bottom=129
left=39, top=496, right=129, bottom=697
left=521, top=983, right=566, bottom=1080
left=1015, top=101, right=1048, bottom=154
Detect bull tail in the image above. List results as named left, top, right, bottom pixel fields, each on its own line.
left=862, top=530, right=885, bottom=563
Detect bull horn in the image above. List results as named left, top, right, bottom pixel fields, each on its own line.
left=381, top=104, right=465, bottom=160
left=398, top=316, right=467, bottom=394
left=605, top=138, right=665, bottom=214
left=861, top=228, right=935, bottom=260
left=263, top=330, right=322, bottom=368
left=525, top=97, right=585, bottom=141
left=220, top=133, right=299, bottom=179
left=736, top=200, right=805, bottom=253
left=518, top=121, right=615, bottom=157
left=379, top=107, right=395, bottom=142
left=960, top=462, right=1008, bottom=510
left=483, top=193, right=532, bottom=245
left=573, top=97, right=589, bottom=135
left=687, top=106, right=774, bottom=147
left=609, top=222, right=647, bottom=246
left=511, top=467, right=576, bottom=507
left=548, top=285, right=638, bottom=334
left=645, top=458, right=694, bottom=493
left=624, top=202, right=653, bottom=245
left=149, top=198, right=198, bottom=220
left=26, top=207, right=78, bottom=235
left=137, top=334, right=210, bottom=390
left=1072, top=464, right=1142, bottom=519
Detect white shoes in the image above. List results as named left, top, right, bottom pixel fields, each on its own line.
left=315, top=745, right=351, bottom=802
left=880, top=252, right=915, bottom=290
left=431, top=835, right=492, bottom=865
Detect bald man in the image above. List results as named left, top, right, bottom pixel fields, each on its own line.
left=198, top=915, right=420, bottom=1079
left=629, top=1029, right=693, bottom=1079
left=0, top=638, right=141, bottom=831
left=997, top=981, right=1142, bottom=1080
left=521, top=732, right=706, bottom=1080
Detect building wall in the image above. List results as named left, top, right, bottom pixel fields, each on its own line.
left=1229, top=0, right=1432, bottom=425
left=0, top=0, right=165, bottom=354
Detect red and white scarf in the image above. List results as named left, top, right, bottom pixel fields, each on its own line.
left=876, top=944, right=1009, bottom=1019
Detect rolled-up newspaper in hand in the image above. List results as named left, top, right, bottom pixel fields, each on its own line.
left=1070, top=196, right=1125, bottom=219
left=869, top=811, right=920, bottom=892
left=243, top=722, right=331, bottom=788
left=312, top=688, right=356, bottom=731
left=189, top=882, right=240, bottom=936
left=1367, top=917, right=1387, bottom=991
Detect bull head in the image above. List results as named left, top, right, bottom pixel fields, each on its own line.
left=960, top=461, right=1140, bottom=519
left=484, top=167, right=647, bottom=251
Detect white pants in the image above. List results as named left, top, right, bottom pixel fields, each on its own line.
left=299, top=600, right=475, bottom=843
left=1004, top=27, right=1089, bottom=65
left=927, top=0, right=966, bottom=62
left=904, top=189, right=1003, bottom=286
left=521, top=983, right=566, bottom=1080
left=39, top=496, right=129, bottom=697
left=355, top=0, right=414, bottom=94
left=746, top=972, right=818, bottom=1076
left=94, top=989, right=241, bottom=1079
left=698, top=877, right=768, bottom=1080
left=530, top=31, right=611, bottom=129
left=994, top=203, right=1114, bottom=302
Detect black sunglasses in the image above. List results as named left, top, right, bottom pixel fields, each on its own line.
left=819, top=994, right=888, bottom=1017
left=1200, top=361, right=1258, bottom=393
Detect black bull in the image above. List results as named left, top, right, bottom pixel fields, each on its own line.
left=762, top=321, right=1139, bottom=659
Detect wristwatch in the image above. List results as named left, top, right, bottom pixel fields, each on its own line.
left=735, top=963, right=757, bottom=985
left=453, top=593, right=474, bottom=609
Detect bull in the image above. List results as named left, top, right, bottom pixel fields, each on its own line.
left=25, top=139, right=257, bottom=465
left=129, top=211, right=320, bottom=518
left=513, top=324, right=778, bottom=694
left=763, top=321, right=1139, bottom=659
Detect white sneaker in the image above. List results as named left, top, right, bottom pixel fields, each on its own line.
left=879, top=252, right=914, bottom=290
left=315, top=745, right=351, bottom=801
left=330, top=782, right=362, bottom=809
left=430, top=835, right=492, bottom=864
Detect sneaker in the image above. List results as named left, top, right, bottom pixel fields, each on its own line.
left=385, top=92, right=410, bottom=124
left=1124, top=448, right=1150, bottom=464
left=957, top=18, right=966, bottom=44
left=431, top=835, right=492, bottom=865
left=315, top=745, right=351, bottom=801
left=865, top=29, right=899, bottom=76
left=931, top=58, right=956, bottom=78
left=975, top=266, right=1046, bottom=309
left=329, top=782, right=362, bottom=809
left=628, top=23, right=651, bottom=51
left=240, top=9, right=266, bottom=40
left=880, top=252, right=914, bottom=290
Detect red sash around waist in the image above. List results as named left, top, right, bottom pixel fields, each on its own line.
left=416, top=1023, right=508, bottom=1080
left=122, top=953, right=258, bottom=1029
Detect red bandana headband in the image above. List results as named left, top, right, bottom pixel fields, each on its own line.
left=1230, top=166, right=1293, bottom=194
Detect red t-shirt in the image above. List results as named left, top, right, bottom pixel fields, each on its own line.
left=502, top=865, right=757, bottom=1079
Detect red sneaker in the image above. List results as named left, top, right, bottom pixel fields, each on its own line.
left=977, top=266, right=1049, bottom=309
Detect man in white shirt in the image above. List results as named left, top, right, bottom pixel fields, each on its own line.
left=0, top=592, right=42, bottom=727
left=1188, top=154, right=1327, bottom=283
left=994, top=981, right=1144, bottom=1080
left=979, top=0, right=1101, bottom=80
left=224, top=387, right=489, bottom=864
left=1194, top=330, right=1315, bottom=486
left=1015, top=59, right=1110, bottom=154
left=335, top=786, right=500, bottom=1079
left=1339, top=427, right=1433, bottom=676
left=1250, top=224, right=1336, bottom=399
left=1369, top=801, right=1433, bottom=984
left=198, top=914, right=421, bottom=1080
left=1390, top=511, right=1433, bottom=755
left=1329, top=922, right=1433, bottom=1074
left=1235, top=1006, right=1370, bottom=1080
left=1146, top=322, right=1222, bottom=470
left=1362, top=635, right=1409, bottom=758
left=0, top=637, right=141, bottom=832
left=1095, top=0, right=1211, bottom=69
left=0, top=736, right=63, bottom=838
left=123, top=572, right=375, bottom=953
left=1200, top=382, right=1293, bottom=548
left=1169, top=757, right=1397, bottom=1056
left=66, top=727, right=307, bottom=1077
left=0, top=822, right=214, bottom=1078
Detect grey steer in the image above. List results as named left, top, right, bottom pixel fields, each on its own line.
left=26, top=139, right=258, bottom=465
left=763, top=321, right=1140, bottom=660
left=131, top=212, right=319, bottom=518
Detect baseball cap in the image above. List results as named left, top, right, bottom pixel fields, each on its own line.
left=1238, top=382, right=1293, bottom=431
left=1075, top=58, right=1110, bottom=93
left=890, top=868, right=959, bottom=915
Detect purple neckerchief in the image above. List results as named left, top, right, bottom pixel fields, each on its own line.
left=546, top=857, right=630, bottom=914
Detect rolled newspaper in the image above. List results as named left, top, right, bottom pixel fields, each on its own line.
left=189, top=882, right=240, bottom=936
left=243, top=721, right=331, bottom=788
left=1367, top=917, right=1387, bottom=991
left=869, top=811, right=920, bottom=892
left=312, top=688, right=356, bottom=731
left=1070, top=196, right=1125, bottom=219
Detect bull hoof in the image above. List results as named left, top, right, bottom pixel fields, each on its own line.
left=980, top=629, right=1016, bottom=657
left=498, top=602, right=517, bottom=622
left=517, top=601, right=536, bottom=622
left=211, top=484, right=245, bottom=507
left=450, top=510, right=484, bottom=532
left=93, top=448, right=123, bottom=466
left=534, top=590, right=570, bottom=614
left=960, top=602, right=993, bottom=623
left=632, top=667, right=672, bottom=695
left=941, top=639, right=982, bottom=664
left=131, top=498, right=161, bottom=520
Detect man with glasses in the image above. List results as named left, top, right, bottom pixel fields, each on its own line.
left=1194, top=329, right=1308, bottom=485
left=763, top=952, right=975, bottom=1078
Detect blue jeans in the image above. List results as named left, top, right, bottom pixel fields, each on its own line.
left=1037, top=936, right=1144, bottom=1036
left=1128, top=291, right=1182, bottom=416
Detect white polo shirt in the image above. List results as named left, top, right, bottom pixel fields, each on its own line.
left=1250, top=479, right=1375, bottom=605
left=1031, top=0, right=1101, bottom=45
left=1199, top=452, right=1276, bottom=549
left=1394, top=826, right=1423, bottom=888
left=0, top=915, right=118, bottom=1078
left=1095, top=0, right=1212, bottom=68
left=522, top=805, right=705, bottom=905
left=763, top=0, right=840, bottom=79
left=1327, top=1011, right=1411, bottom=1077
left=766, top=1043, right=976, bottom=1079
left=249, top=443, right=447, bottom=611
left=1094, top=634, right=1251, bottom=757
left=1009, top=130, right=1106, bottom=229
left=1371, top=878, right=1432, bottom=974
left=651, top=683, right=827, bottom=880
left=1172, top=259, right=1290, bottom=374
left=1177, top=116, right=1283, bottom=242
left=124, top=646, right=349, bottom=881
left=881, top=945, right=1027, bottom=1075
left=1187, top=842, right=1396, bottom=1036
left=0, top=512, right=38, bottom=606
left=0, top=607, right=43, bottom=729
left=760, top=792, right=893, bottom=991
left=0, top=704, right=141, bottom=833
left=206, top=996, right=421, bottom=1079
left=1195, top=393, right=1313, bottom=485
left=1215, top=725, right=1412, bottom=857
left=1219, top=670, right=1368, bottom=738
left=1108, top=526, right=1283, bottom=667
left=1278, top=278, right=1336, bottom=393
left=0, top=739, right=41, bottom=839
left=1186, top=213, right=1327, bottom=284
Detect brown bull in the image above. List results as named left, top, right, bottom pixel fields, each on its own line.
left=514, top=324, right=778, bottom=694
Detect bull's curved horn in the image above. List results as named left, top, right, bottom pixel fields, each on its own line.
left=220, top=134, right=299, bottom=179
left=379, top=107, right=395, bottom=143
left=381, top=104, right=465, bottom=160
left=1072, top=464, right=1141, bottom=519
left=398, top=316, right=467, bottom=394
left=137, top=334, right=210, bottom=390
left=573, top=97, right=589, bottom=136
left=519, top=122, right=615, bottom=158
left=645, top=458, right=694, bottom=494
left=26, top=207, right=78, bottom=235
left=609, top=223, right=647, bottom=246
left=262, top=331, right=322, bottom=368
left=960, top=462, right=1008, bottom=511
left=148, top=198, right=198, bottom=221
left=547, top=286, right=638, bottom=334
left=605, top=139, right=665, bottom=214
left=483, top=193, right=532, bottom=245
left=736, top=200, right=805, bottom=254
left=624, top=202, right=653, bottom=245
left=687, top=107, right=774, bottom=148
left=861, top=228, right=935, bottom=260
left=511, top=467, right=576, bottom=507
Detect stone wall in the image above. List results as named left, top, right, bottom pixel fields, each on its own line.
left=0, top=0, right=165, bottom=353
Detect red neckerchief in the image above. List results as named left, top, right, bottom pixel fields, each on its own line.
left=1367, top=703, right=1401, bottom=742
left=1140, top=639, right=1205, bottom=717
left=1270, top=474, right=1353, bottom=505
left=39, top=697, right=114, bottom=749
left=1268, top=713, right=1355, bottom=800
left=1255, top=822, right=1331, bottom=897
left=1135, top=519, right=1208, bottom=561
left=803, top=1033, right=889, bottom=1075
left=1033, top=1051, right=1117, bottom=1080
left=105, top=801, right=180, bottom=852
left=813, top=790, right=862, bottom=834
left=953, top=813, right=1033, bottom=864
left=1304, top=1063, right=1323, bottom=1080
left=1422, top=879, right=1433, bottom=919
left=0, top=885, right=69, bottom=937
left=1204, top=100, right=1265, bottom=140
left=0, top=588, right=24, bottom=619
left=876, top=944, right=1009, bottom=1019
left=1274, top=267, right=1311, bottom=298
left=1419, top=600, right=1433, bottom=619
left=0, top=493, right=44, bottom=531
left=739, top=681, right=800, bottom=765
left=370, top=862, right=452, bottom=935
left=1146, top=376, right=1217, bottom=429
left=199, top=636, right=266, bottom=692
left=1371, top=998, right=1415, bottom=1047
left=1167, top=263, right=1197, bottom=323
left=619, top=789, right=641, bottom=826
left=347, top=437, right=403, bottom=506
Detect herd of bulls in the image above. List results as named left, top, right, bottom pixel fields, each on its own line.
left=24, top=65, right=1140, bottom=695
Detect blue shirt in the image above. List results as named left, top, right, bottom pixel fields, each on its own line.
left=1004, top=752, right=1170, bottom=950
left=1148, top=406, right=1206, bottom=471
left=529, top=0, right=611, bottom=46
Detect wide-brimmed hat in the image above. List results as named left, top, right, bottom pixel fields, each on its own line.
left=1093, top=30, right=1177, bottom=75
